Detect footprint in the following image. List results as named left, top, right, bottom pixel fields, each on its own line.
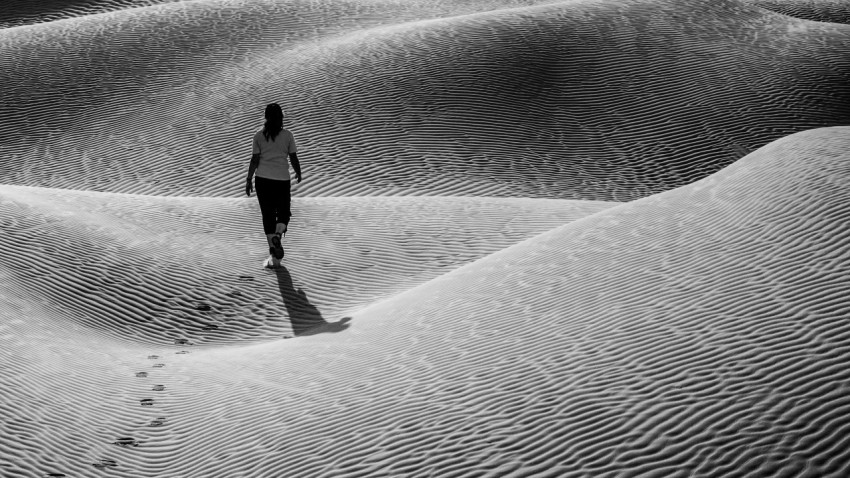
left=175, top=351, right=190, bottom=355
left=43, top=474, right=66, bottom=477
left=148, top=417, right=167, bottom=427
left=152, top=364, right=165, bottom=368
left=195, top=304, right=211, bottom=311
left=201, top=324, right=219, bottom=331
left=113, top=437, right=140, bottom=447
left=238, top=275, right=254, bottom=281
left=152, top=385, right=166, bottom=391
left=173, top=339, right=193, bottom=345
left=135, top=372, right=148, bottom=378
left=147, top=355, right=159, bottom=360
left=140, top=398, right=155, bottom=406
left=91, top=460, right=118, bottom=469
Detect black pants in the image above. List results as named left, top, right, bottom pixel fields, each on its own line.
left=254, top=176, right=291, bottom=235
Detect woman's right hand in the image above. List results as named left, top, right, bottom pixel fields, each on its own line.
left=245, top=178, right=253, bottom=196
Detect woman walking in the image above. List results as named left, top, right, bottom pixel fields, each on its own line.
left=246, top=103, right=302, bottom=269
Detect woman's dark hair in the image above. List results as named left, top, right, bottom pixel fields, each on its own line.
left=263, top=103, right=283, bottom=141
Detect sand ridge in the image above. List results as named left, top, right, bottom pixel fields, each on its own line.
left=0, top=186, right=616, bottom=346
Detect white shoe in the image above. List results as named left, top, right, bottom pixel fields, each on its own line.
left=264, top=254, right=281, bottom=269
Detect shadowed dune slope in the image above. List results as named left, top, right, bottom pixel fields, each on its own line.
left=751, top=0, right=850, bottom=24
left=2, top=0, right=849, bottom=199
left=0, top=0, right=178, bottom=28
left=3, top=126, right=847, bottom=477
left=0, top=187, right=614, bottom=346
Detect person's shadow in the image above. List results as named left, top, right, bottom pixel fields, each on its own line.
left=275, top=266, right=351, bottom=336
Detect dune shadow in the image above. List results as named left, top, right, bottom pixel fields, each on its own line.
left=274, top=266, right=351, bottom=337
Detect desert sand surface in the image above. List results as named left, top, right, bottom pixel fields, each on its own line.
left=1, top=0, right=850, bottom=477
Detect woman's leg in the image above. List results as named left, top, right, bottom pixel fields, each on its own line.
left=274, top=180, right=292, bottom=235
left=254, top=177, right=277, bottom=235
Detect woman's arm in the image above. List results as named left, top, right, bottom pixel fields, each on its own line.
left=290, top=152, right=302, bottom=183
left=247, top=153, right=260, bottom=180
left=246, top=153, right=260, bottom=195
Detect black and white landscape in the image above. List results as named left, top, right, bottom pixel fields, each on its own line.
left=1, top=0, right=849, bottom=476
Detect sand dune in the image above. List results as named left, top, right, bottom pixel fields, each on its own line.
left=4, top=127, right=847, bottom=477
left=0, top=186, right=615, bottom=345
left=2, top=0, right=849, bottom=199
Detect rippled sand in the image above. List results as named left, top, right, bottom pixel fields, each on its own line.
left=1, top=0, right=849, bottom=477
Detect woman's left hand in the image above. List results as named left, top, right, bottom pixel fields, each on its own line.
left=245, top=178, right=253, bottom=196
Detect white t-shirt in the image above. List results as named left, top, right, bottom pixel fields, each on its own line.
left=252, top=128, right=297, bottom=181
